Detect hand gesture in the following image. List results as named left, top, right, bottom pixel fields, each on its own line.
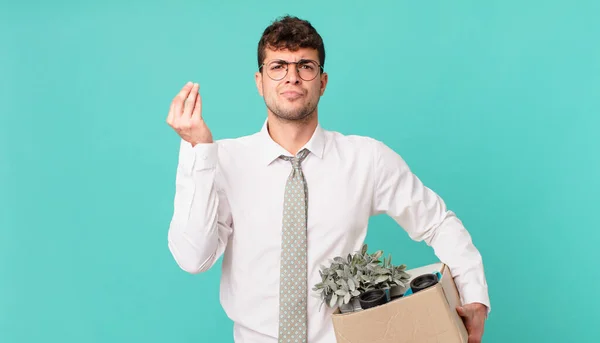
left=166, top=82, right=213, bottom=146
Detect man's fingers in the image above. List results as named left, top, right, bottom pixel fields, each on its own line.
left=177, top=81, right=194, bottom=99
left=192, top=92, right=202, bottom=119
left=166, top=101, right=175, bottom=125
left=456, top=306, right=468, bottom=318
left=174, top=82, right=194, bottom=118
left=183, top=83, right=199, bottom=117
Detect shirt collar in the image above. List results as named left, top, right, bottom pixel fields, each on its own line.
left=257, top=119, right=326, bottom=166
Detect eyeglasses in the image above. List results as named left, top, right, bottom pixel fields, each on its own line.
left=259, top=59, right=323, bottom=81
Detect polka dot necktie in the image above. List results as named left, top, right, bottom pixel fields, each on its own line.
left=278, top=148, right=309, bottom=343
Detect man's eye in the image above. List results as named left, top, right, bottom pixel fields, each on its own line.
left=298, top=62, right=316, bottom=70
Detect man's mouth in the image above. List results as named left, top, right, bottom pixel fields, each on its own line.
left=281, top=91, right=303, bottom=100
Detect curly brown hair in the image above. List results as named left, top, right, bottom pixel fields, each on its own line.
left=257, top=15, right=325, bottom=70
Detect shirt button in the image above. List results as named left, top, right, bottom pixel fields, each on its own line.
left=202, top=155, right=207, bottom=160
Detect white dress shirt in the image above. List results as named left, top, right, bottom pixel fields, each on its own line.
left=167, top=120, right=490, bottom=343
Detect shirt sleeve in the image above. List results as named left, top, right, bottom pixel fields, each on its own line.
left=370, top=139, right=491, bottom=313
left=167, top=139, right=233, bottom=274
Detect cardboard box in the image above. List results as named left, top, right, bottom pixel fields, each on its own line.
left=331, top=262, right=468, bottom=343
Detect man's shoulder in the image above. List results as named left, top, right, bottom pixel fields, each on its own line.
left=213, top=131, right=262, bottom=148
left=322, top=127, right=385, bottom=150
left=321, top=128, right=404, bottom=166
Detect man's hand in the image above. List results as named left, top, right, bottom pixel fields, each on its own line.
left=166, top=81, right=213, bottom=146
left=457, top=303, right=488, bottom=343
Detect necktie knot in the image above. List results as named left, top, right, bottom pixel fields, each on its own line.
left=280, top=148, right=309, bottom=170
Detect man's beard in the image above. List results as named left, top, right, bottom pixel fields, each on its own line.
left=265, top=95, right=319, bottom=123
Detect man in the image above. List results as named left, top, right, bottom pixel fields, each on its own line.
left=166, top=15, right=490, bottom=343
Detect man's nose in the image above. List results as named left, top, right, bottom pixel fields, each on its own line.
left=285, top=64, right=301, bottom=83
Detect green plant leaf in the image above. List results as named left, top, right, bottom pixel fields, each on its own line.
left=327, top=280, right=338, bottom=291
left=341, top=279, right=349, bottom=291
left=375, top=275, right=389, bottom=283
left=348, top=278, right=355, bottom=291
left=330, top=294, right=338, bottom=308
left=344, top=292, right=351, bottom=304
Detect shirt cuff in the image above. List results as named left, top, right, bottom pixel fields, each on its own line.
left=178, top=139, right=218, bottom=174
left=459, top=283, right=491, bottom=315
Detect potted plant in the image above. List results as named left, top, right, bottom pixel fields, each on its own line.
left=312, top=244, right=411, bottom=313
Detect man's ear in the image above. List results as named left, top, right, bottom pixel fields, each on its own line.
left=255, top=71, right=264, bottom=96
left=319, top=72, right=328, bottom=96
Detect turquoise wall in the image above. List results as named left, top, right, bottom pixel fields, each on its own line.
left=2, top=1, right=598, bottom=342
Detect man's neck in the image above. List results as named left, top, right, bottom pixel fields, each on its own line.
left=266, top=113, right=318, bottom=156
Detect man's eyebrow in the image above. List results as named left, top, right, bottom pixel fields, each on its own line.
left=269, top=57, right=313, bottom=62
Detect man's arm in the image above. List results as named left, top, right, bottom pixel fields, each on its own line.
left=165, top=82, right=233, bottom=274
left=370, top=139, right=490, bottom=312
left=167, top=139, right=233, bottom=274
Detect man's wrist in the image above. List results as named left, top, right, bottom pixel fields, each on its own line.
left=470, top=302, right=489, bottom=319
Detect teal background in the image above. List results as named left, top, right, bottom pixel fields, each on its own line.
left=1, top=0, right=599, bottom=342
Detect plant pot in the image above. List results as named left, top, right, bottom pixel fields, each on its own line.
left=409, top=273, right=439, bottom=293
left=358, top=289, right=388, bottom=310
left=389, top=285, right=407, bottom=300
left=339, top=297, right=361, bottom=313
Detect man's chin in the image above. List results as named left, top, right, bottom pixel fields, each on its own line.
left=272, top=109, right=313, bottom=122
left=266, top=100, right=316, bottom=122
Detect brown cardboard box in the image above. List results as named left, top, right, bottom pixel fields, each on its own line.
left=331, top=262, right=468, bottom=343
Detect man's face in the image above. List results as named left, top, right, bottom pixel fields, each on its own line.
left=255, top=47, right=328, bottom=122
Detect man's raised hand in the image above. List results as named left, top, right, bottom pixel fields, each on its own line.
left=166, top=81, right=213, bottom=146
